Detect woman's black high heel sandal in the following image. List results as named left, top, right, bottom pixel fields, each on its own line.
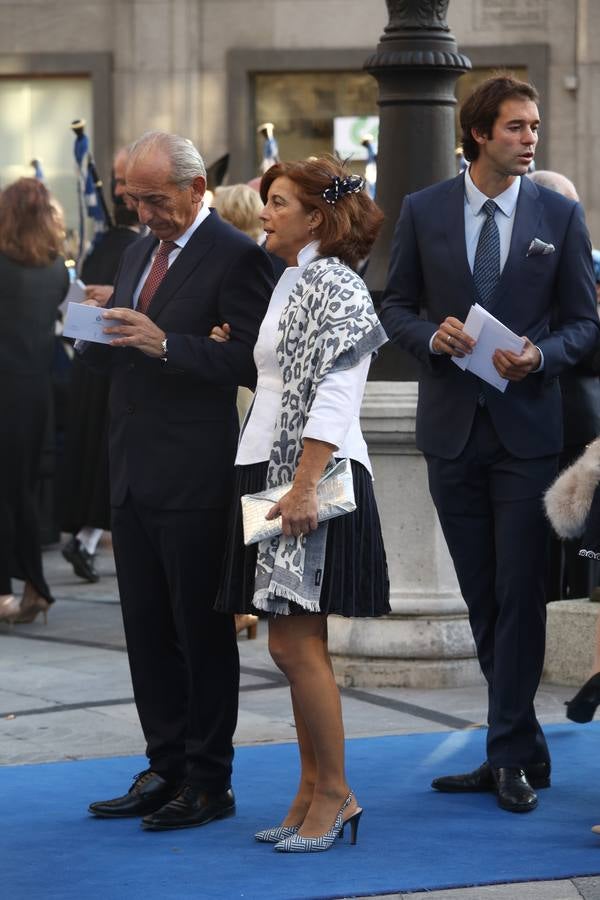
left=565, top=672, right=600, bottom=723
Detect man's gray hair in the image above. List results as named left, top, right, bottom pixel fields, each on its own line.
left=128, top=131, right=206, bottom=188
left=528, top=169, right=579, bottom=202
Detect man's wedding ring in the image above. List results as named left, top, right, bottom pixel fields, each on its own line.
left=447, top=334, right=452, bottom=344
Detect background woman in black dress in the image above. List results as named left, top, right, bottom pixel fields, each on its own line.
left=0, top=178, right=69, bottom=624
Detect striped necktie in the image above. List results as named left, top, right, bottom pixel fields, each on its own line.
left=473, top=200, right=500, bottom=306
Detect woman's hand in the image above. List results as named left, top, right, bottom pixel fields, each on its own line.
left=209, top=323, right=231, bottom=342
left=265, top=439, right=336, bottom=540
left=266, top=483, right=319, bottom=539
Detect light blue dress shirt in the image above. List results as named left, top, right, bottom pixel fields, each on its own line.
left=430, top=168, right=543, bottom=369
left=463, top=166, right=519, bottom=273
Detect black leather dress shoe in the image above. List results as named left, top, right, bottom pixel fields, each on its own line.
left=493, top=767, right=538, bottom=813
left=88, top=770, right=181, bottom=818
left=141, top=785, right=235, bottom=830
left=431, top=759, right=550, bottom=793
left=62, top=536, right=99, bottom=583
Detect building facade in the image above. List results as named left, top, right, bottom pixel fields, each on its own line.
left=0, top=0, right=597, bottom=244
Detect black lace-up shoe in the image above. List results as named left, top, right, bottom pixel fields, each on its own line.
left=88, top=770, right=181, bottom=818
left=141, top=785, right=235, bottom=830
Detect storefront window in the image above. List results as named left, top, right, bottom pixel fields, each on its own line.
left=254, top=71, right=378, bottom=173
left=0, top=75, right=93, bottom=237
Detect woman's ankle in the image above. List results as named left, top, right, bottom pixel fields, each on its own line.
left=283, top=787, right=315, bottom=825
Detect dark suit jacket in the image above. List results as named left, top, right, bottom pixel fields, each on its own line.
left=381, top=173, right=600, bottom=460
left=83, top=210, right=273, bottom=509
left=560, top=361, right=600, bottom=448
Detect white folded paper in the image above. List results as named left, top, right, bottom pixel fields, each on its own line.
left=62, top=302, right=124, bottom=345
left=452, top=303, right=526, bottom=392
left=59, top=278, right=86, bottom=314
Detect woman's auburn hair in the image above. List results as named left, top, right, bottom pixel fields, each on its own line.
left=260, top=155, right=383, bottom=270
left=0, top=177, right=65, bottom=267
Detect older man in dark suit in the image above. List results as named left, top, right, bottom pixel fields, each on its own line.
left=84, top=131, right=273, bottom=829
left=381, top=76, right=599, bottom=813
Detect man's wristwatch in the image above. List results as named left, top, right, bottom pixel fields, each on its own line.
left=160, top=336, right=168, bottom=362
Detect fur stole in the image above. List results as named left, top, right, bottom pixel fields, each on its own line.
left=544, top=437, right=600, bottom=538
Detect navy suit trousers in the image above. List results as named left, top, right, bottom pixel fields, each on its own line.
left=111, top=496, right=239, bottom=791
left=426, top=406, right=557, bottom=768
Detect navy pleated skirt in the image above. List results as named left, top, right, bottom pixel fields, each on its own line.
left=215, top=459, right=390, bottom=617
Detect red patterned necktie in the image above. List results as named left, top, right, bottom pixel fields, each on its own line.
left=136, top=240, right=178, bottom=314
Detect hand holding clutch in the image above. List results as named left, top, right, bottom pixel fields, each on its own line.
left=241, top=458, right=356, bottom=546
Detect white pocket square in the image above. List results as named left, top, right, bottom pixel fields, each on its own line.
left=527, top=238, right=555, bottom=257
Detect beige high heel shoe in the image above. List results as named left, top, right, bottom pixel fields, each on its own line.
left=13, top=584, right=50, bottom=625
left=0, top=594, right=20, bottom=624
left=235, top=614, right=258, bottom=640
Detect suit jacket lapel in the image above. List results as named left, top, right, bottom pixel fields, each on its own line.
left=147, top=211, right=218, bottom=321
left=114, top=234, right=156, bottom=309
left=443, top=174, right=474, bottom=319
left=486, top=176, right=543, bottom=315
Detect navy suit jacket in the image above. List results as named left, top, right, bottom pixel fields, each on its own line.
left=83, top=209, right=273, bottom=508
left=381, top=173, right=600, bottom=460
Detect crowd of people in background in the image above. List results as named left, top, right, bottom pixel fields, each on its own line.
left=2, top=72, right=600, bottom=848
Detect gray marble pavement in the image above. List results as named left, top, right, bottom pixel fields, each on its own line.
left=0, top=539, right=598, bottom=900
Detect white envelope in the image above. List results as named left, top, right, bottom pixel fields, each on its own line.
left=62, top=302, right=124, bottom=345
left=452, top=303, right=526, bottom=393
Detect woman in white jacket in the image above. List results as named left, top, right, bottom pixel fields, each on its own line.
left=214, top=156, right=390, bottom=853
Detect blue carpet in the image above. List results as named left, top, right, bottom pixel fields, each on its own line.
left=3, top=724, right=600, bottom=900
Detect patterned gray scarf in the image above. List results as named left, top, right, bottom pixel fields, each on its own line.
left=252, top=256, right=387, bottom=615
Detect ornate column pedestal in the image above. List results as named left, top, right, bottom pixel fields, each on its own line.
left=329, top=382, right=483, bottom=688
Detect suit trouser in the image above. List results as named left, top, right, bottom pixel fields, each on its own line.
left=111, top=495, right=239, bottom=792
left=426, top=406, right=557, bottom=768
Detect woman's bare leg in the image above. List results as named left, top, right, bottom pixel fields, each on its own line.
left=268, top=614, right=358, bottom=837
left=278, top=689, right=317, bottom=826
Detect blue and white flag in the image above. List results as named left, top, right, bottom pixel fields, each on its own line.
left=72, top=119, right=108, bottom=270
left=30, top=158, right=44, bottom=180
left=257, top=122, right=279, bottom=174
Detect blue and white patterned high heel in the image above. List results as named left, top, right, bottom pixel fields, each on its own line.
left=274, top=791, right=362, bottom=853
left=254, top=823, right=300, bottom=843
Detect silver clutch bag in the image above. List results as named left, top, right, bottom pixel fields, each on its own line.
left=241, top=457, right=356, bottom=546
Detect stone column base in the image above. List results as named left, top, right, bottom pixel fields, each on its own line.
left=543, top=599, right=598, bottom=686
left=328, top=613, right=482, bottom=688
left=326, top=381, right=480, bottom=689
left=333, top=654, right=484, bottom=689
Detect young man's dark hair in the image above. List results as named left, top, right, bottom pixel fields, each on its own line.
left=460, top=73, right=540, bottom=162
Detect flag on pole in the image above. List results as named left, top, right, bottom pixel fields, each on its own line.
left=360, top=134, right=377, bottom=199
left=71, top=118, right=110, bottom=270
left=257, top=122, right=279, bottom=174
left=30, top=158, right=44, bottom=180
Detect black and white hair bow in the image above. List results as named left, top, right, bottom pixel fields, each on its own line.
left=321, top=174, right=365, bottom=205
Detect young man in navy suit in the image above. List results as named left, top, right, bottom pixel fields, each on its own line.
left=381, top=76, right=599, bottom=813
left=83, top=132, right=273, bottom=829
